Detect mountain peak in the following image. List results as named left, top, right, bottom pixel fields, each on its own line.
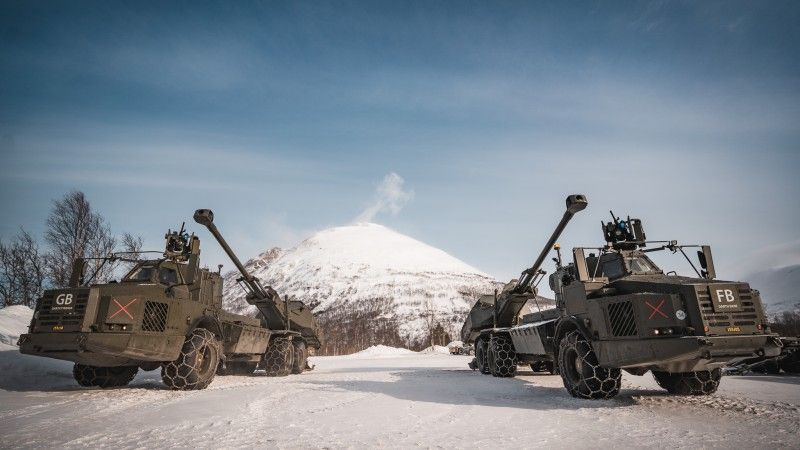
left=223, top=223, right=501, bottom=349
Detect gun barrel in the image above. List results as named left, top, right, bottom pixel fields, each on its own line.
left=193, top=209, right=259, bottom=290
left=515, top=194, right=587, bottom=292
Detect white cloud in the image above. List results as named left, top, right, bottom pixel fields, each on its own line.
left=355, top=172, right=414, bottom=223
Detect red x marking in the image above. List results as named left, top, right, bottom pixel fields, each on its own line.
left=645, top=299, right=668, bottom=320
left=110, top=298, right=137, bottom=319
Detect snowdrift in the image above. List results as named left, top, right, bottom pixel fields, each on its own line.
left=0, top=305, right=33, bottom=346
left=0, top=306, right=75, bottom=390
left=349, top=345, right=416, bottom=358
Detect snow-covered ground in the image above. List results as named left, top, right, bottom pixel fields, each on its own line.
left=1, top=342, right=798, bottom=449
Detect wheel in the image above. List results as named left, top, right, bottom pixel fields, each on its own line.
left=291, top=339, right=308, bottom=374
left=217, top=361, right=258, bottom=376
left=73, top=364, right=138, bottom=388
left=558, top=331, right=620, bottom=399
left=475, top=338, right=491, bottom=375
left=763, top=359, right=781, bottom=375
left=779, top=351, right=800, bottom=374
left=652, top=369, right=722, bottom=395
left=162, top=328, right=221, bottom=390
left=263, top=336, right=294, bottom=377
left=488, top=334, right=517, bottom=378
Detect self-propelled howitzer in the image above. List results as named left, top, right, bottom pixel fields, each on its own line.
left=463, top=194, right=781, bottom=400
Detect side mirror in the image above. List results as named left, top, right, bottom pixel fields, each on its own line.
left=697, top=245, right=716, bottom=280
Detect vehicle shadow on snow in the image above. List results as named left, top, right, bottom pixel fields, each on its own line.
left=728, top=374, right=800, bottom=386
left=303, top=367, right=649, bottom=410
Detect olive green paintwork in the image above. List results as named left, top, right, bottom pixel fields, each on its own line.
left=18, top=221, right=309, bottom=370
left=465, top=194, right=782, bottom=374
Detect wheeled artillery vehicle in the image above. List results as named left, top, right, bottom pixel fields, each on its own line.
left=463, top=194, right=782, bottom=399
left=19, top=210, right=320, bottom=390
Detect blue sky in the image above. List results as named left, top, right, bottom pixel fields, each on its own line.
left=1, top=1, right=798, bottom=293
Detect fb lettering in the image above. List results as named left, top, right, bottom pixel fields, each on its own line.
left=715, top=289, right=735, bottom=303
left=55, top=293, right=73, bottom=306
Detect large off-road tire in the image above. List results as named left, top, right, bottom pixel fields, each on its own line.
left=217, top=361, right=258, bottom=376
left=291, top=339, right=308, bottom=374
left=73, top=364, right=138, bottom=388
left=162, top=328, right=221, bottom=390
left=475, top=338, right=491, bottom=375
left=558, top=331, right=621, bottom=399
left=652, top=369, right=722, bottom=395
left=263, top=336, right=294, bottom=377
left=779, top=352, right=800, bottom=374
left=488, top=334, right=517, bottom=378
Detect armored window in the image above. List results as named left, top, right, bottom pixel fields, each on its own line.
left=600, top=256, right=625, bottom=279
left=626, top=256, right=658, bottom=274
left=159, top=268, right=178, bottom=285
left=126, top=266, right=154, bottom=282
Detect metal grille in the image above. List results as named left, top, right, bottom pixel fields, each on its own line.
left=697, top=287, right=757, bottom=331
left=142, top=301, right=169, bottom=332
left=607, top=301, right=637, bottom=337
left=34, top=290, right=90, bottom=332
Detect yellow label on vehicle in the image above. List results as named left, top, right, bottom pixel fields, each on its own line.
left=52, top=325, right=64, bottom=331
left=726, top=326, right=741, bottom=333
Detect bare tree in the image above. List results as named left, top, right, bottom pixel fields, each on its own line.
left=0, top=228, right=46, bottom=308
left=44, top=191, right=116, bottom=287
left=121, top=233, right=144, bottom=258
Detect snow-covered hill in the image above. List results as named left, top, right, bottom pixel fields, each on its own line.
left=222, top=223, right=502, bottom=343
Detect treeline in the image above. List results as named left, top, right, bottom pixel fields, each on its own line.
left=313, top=297, right=455, bottom=356
left=771, top=310, right=800, bottom=337
left=0, top=190, right=142, bottom=308
left=315, top=297, right=407, bottom=355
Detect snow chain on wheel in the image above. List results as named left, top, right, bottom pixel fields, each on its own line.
left=73, top=364, right=138, bottom=388
left=558, top=331, right=621, bottom=399
left=162, top=328, right=221, bottom=390
left=652, top=369, right=721, bottom=395
left=291, top=339, right=308, bottom=374
left=488, top=334, right=517, bottom=378
left=263, top=336, right=294, bottom=377
left=475, top=338, right=491, bottom=375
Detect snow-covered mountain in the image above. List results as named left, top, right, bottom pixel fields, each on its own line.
left=222, top=223, right=503, bottom=343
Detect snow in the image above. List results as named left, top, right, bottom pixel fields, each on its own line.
left=3, top=299, right=799, bottom=448
left=420, top=345, right=450, bottom=354
left=2, top=309, right=799, bottom=448
left=351, top=345, right=416, bottom=358
left=223, top=223, right=502, bottom=342
left=0, top=305, right=33, bottom=346
left=1, top=345, right=798, bottom=448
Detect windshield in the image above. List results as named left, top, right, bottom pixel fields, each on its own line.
left=625, top=255, right=660, bottom=274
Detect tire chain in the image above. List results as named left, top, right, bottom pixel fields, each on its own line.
left=161, top=328, right=220, bottom=390
left=558, top=331, right=621, bottom=399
